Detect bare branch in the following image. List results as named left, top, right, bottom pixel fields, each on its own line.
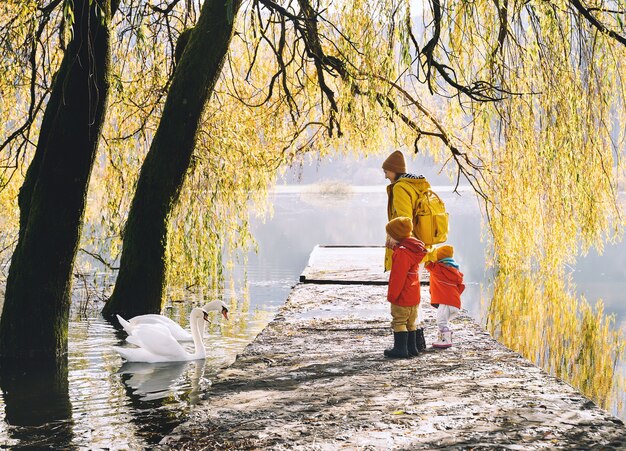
left=39, top=0, right=63, bottom=15
left=492, top=0, right=508, bottom=58
left=419, top=0, right=514, bottom=102
left=296, top=0, right=342, bottom=136
left=78, top=248, right=120, bottom=271
left=569, top=0, right=626, bottom=47
left=149, top=0, right=184, bottom=15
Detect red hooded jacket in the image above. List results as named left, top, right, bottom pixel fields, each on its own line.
left=387, top=237, right=427, bottom=306
left=425, top=261, right=465, bottom=309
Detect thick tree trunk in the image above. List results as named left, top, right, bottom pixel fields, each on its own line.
left=0, top=0, right=112, bottom=361
left=102, top=0, right=242, bottom=318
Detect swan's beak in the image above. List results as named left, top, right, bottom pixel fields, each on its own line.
left=202, top=310, right=210, bottom=322
left=221, top=307, right=229, bottom=320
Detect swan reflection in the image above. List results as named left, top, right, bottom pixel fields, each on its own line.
left=117, top=360, right=209, bottom=402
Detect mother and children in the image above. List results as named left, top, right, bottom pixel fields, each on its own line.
left=381, top=150, right=465, bottom=359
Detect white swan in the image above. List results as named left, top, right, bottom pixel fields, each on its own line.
left=116, top=300, right=229, bottom=341
left=112, top=307, right=210, bottom=363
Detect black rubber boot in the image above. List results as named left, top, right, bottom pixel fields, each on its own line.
left=407, top=330, right=419, bottom=357
left=416, top=328, right=427, bottom=352
left=384, top=331, right=409, bottom=358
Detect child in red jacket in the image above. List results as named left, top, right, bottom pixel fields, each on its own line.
left=425, top=245, right=465, bottom=348
left=384, top=217, right=427, bottom=358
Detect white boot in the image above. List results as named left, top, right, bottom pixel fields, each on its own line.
left=433, top=327, right=453, bottom=348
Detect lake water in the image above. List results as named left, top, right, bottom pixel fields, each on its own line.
left=0, top=186, right=624, bottom=448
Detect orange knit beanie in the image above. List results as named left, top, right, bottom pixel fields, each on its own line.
left=386, top=217, right=413, bottom=241
left=436, top=245, right=454, bottom=260
left=382, top=150, right=406, bottom=174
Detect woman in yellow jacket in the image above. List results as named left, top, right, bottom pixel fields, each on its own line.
left=382, top=150, right=432, bottom=271
left=383, top=150, right=433, bottom=352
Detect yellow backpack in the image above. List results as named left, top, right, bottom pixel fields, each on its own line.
left=413, top=188, right=449, bottom=246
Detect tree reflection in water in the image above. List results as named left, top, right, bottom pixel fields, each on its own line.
left=0, top=357, right=73, bottom=449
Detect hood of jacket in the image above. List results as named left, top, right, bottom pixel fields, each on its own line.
left=428, top=261, right=464, bottom=285
left=386, top=176, right=431, bottom=196
left=396, top=237, right=426, bottom=262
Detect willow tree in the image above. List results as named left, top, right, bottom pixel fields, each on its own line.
left=100, top=0, right=487, bottom=317
left=95, top=1, right=624, bottom=409
left=428, top=0, right=626, bottom=408
left=0, top=0, right=116, bottom=361
left=101, top=0, right=245, bottom=318
left=1, top=0, right=624, bottom=411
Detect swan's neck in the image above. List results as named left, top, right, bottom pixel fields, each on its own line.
left=203, top=300, right=221, bottom=311
left=189, top=308, right=206, bottom=359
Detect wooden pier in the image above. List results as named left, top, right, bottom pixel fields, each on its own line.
left=160, top=246, right=626, bottom=450
left=299, top=245, right=429, bottom=285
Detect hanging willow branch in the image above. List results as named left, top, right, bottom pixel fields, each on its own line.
left=0, top=0, right=122, bottom=178
left=419, top=0, right=512, bottom=101
left=569, top=0, right=626, bottom=46
left=251, top=0, right=344, bottom=136
left=0, top=3, right=56, bottom=168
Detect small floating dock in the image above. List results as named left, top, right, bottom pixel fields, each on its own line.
left=299, top=245, right=428, bottom=285
left=161, top=246, right=626, bottom=450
